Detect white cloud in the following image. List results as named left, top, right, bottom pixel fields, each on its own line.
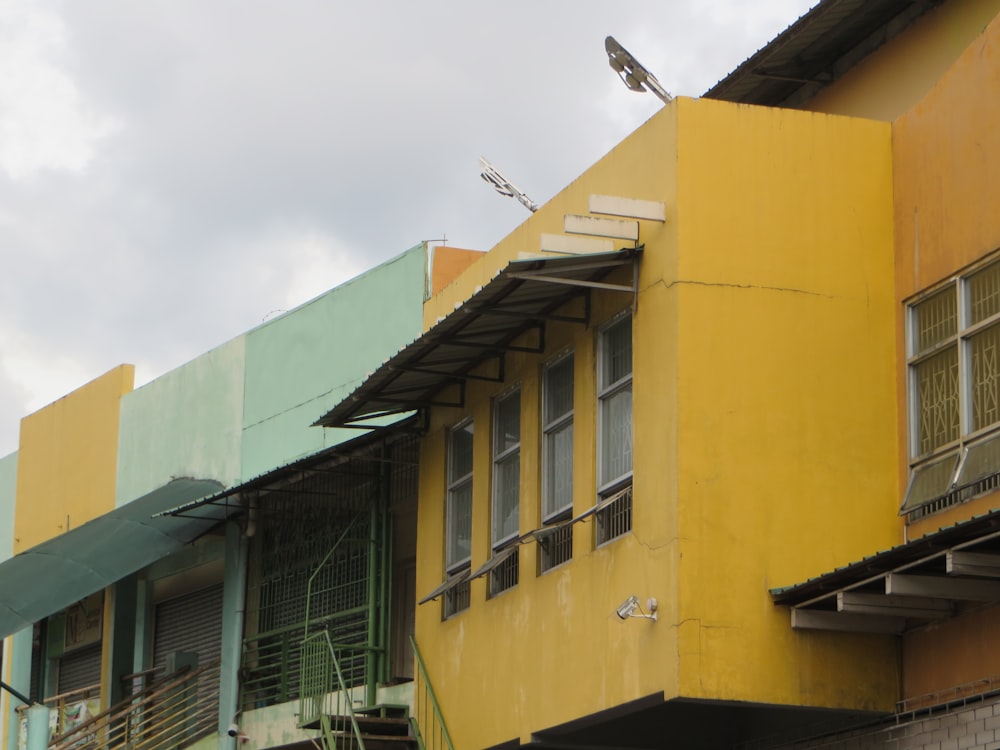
left=0, top=0, right=819, bottom=458
left=0, top=2, right=120, bottom=181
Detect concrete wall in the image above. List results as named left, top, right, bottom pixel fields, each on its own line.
left=415, top=101, right=679, bottom=750
left=673, top=97, right=900, bottom=709
left=892, top=11, right=1000, bottom=539
left=14, top=365, right=134, bottom=553
left=241, top=244, right=426, bottom=478
left=414, top=96, right=902, bottom=749
left=114, top=244, right=429, bottom=504
left=0, top=452, right=15, bottom=563
left=116, top=338, right=245, bottom=506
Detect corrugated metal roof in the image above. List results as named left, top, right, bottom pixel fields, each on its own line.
left=705, top=0, right=943, bottom=107
left=771, top=506, right=1000, bottom=606
left=0, top=478, right=225, bottom=640
left=316, top=248, right=642, bottom=429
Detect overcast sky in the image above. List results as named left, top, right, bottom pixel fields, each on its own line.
left=0, top=0, right=816, bottom=457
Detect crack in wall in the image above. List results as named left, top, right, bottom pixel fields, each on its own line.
left=642, top=277, right=836, bottom=299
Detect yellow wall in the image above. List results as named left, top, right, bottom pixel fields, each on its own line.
left=416, top=104, right=680, bottom=749
left=805, top=0, right=1000, bottom=121
left=13, top=365, right=134, bottom=552
left=893, top=12, right=1000, bottom=540
left=672, top=98, right=900, bottom=708
left=415, top=97, right=903, bottom=748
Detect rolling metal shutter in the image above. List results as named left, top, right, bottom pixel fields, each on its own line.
left=58, top=643, right=102, bottom=694
left=153, top=583, right=224, bottom=673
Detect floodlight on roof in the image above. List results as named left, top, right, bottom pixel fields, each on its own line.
left=605, top=36, right=672, bottom=104
left=479, top=156, right=539, bottom=213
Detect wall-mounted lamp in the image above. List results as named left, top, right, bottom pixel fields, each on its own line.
left=615, top=595, right=658, bottom=622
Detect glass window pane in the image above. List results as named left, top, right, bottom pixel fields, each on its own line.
left=912, top=287, right=956, bottom=355
left=545, top=356, right=574, bottom=423
left=915, top=347, right=960, bottom=454
left=601, top=316, right=633, bottom=388
left=901, top=452, right=959, bottom=512
left=972, top=323, right=1000, bottom=431
left=601, top=386, right=633, bottom=485
left=544, top=423, right=573, bottom=517
left=494, top=392, right=520, bottom=454
left=449, top=423, right=473, bottom=481
left=968, top=262, right=1000, bottom=325
left=447, top=482, right=472, bottom=568
left=959, top=432, right=1000, bottom=487
left=493, top=455, right=519, bottom=543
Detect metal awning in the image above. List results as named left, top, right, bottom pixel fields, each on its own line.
left=773, top=508, right=1000, bottom=634
left=155, top=415, right=420, bottom=520
left=316, top=248, right=642, bottom=430
left=0, top=478, right=225, bottom=640
left=704, top=0, right=943, bottom=108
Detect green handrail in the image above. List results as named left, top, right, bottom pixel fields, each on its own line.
left=409, top=636, right=455, bottom=750
left=301, top=630, right=367, bottom=750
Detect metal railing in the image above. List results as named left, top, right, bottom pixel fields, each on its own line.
left=409, top=636, right=454, bottom=750
left=298, top=630, right=368, bottom=750
left=47, top=659, right=220, bottom=750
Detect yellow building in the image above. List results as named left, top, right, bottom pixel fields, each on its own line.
left=320, top=1, right=1000, bottom=747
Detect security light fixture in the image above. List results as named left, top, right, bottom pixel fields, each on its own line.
left=605, top=36, right=673, bottom=105
left=615, top=595, right=658, bottom=621
left=479, top=156, right=539, bottom=213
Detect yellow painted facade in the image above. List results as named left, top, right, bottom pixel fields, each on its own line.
left=886, top=11, right=1000, bottom=700
left=805, top=0, right=1000, bottom=120
left=415, top=98, right=902, bottom=748
left=892, top=10, right=1000, bottom=541
left=13, top=365, right=134, bottom=553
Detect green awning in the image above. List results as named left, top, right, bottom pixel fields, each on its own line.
left=0, top=478, right=226, bottom=640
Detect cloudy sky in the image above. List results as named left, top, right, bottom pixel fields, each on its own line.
left=0, top=0, right=816, bottom=457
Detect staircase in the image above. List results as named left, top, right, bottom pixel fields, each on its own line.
left=302, top=705, right=419, bottom=750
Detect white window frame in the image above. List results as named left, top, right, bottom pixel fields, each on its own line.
left=597, top=312, right=633, bottom=497
left=445, top=419, right=474, bottom=574
left=491, top=387, right=521, bottom=550
left=542, top=351, right=574, bottom=523
left=905, top=255, right=1000, bottom=514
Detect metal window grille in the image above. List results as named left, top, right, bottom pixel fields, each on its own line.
left=538, top=523, right=573, bottom=573
left=443, top=578, right=470, bottom=619
left=906, top=258, right=1000, bottom=513
left=488, top=547, right=519, bottom=597
left=596, top=485, right=633, bottom=546
left=241, top=435, right=418, bottom=710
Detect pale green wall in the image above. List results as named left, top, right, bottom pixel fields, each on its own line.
left=240, top=245, right=426, bottom=478
left=114, top=246, right=426, bottom=503
left=116, top=338, right=246, bottom=506
left=0, top=453, right=15, bottom=562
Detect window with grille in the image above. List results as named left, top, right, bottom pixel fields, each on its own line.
left=597, top=314, right=633, bottom=542
left=444, top=420, right=474, bottom=617
left=905, top=258, right=1000, bottom=516
left=490, top=389, right=520, bottom=594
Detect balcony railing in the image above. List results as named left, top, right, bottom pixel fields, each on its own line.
left=45, top=659, right=220, bottom=750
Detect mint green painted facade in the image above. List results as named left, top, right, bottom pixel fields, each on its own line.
left=240, top=244, right=426, bottom=478
left=2, top=245, right=429, bottom=750
left=114, top=244, right=426, bottom=505
left=0, top=452, right=15, bottom=562
left=116, top=338, right=246, bottom=506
